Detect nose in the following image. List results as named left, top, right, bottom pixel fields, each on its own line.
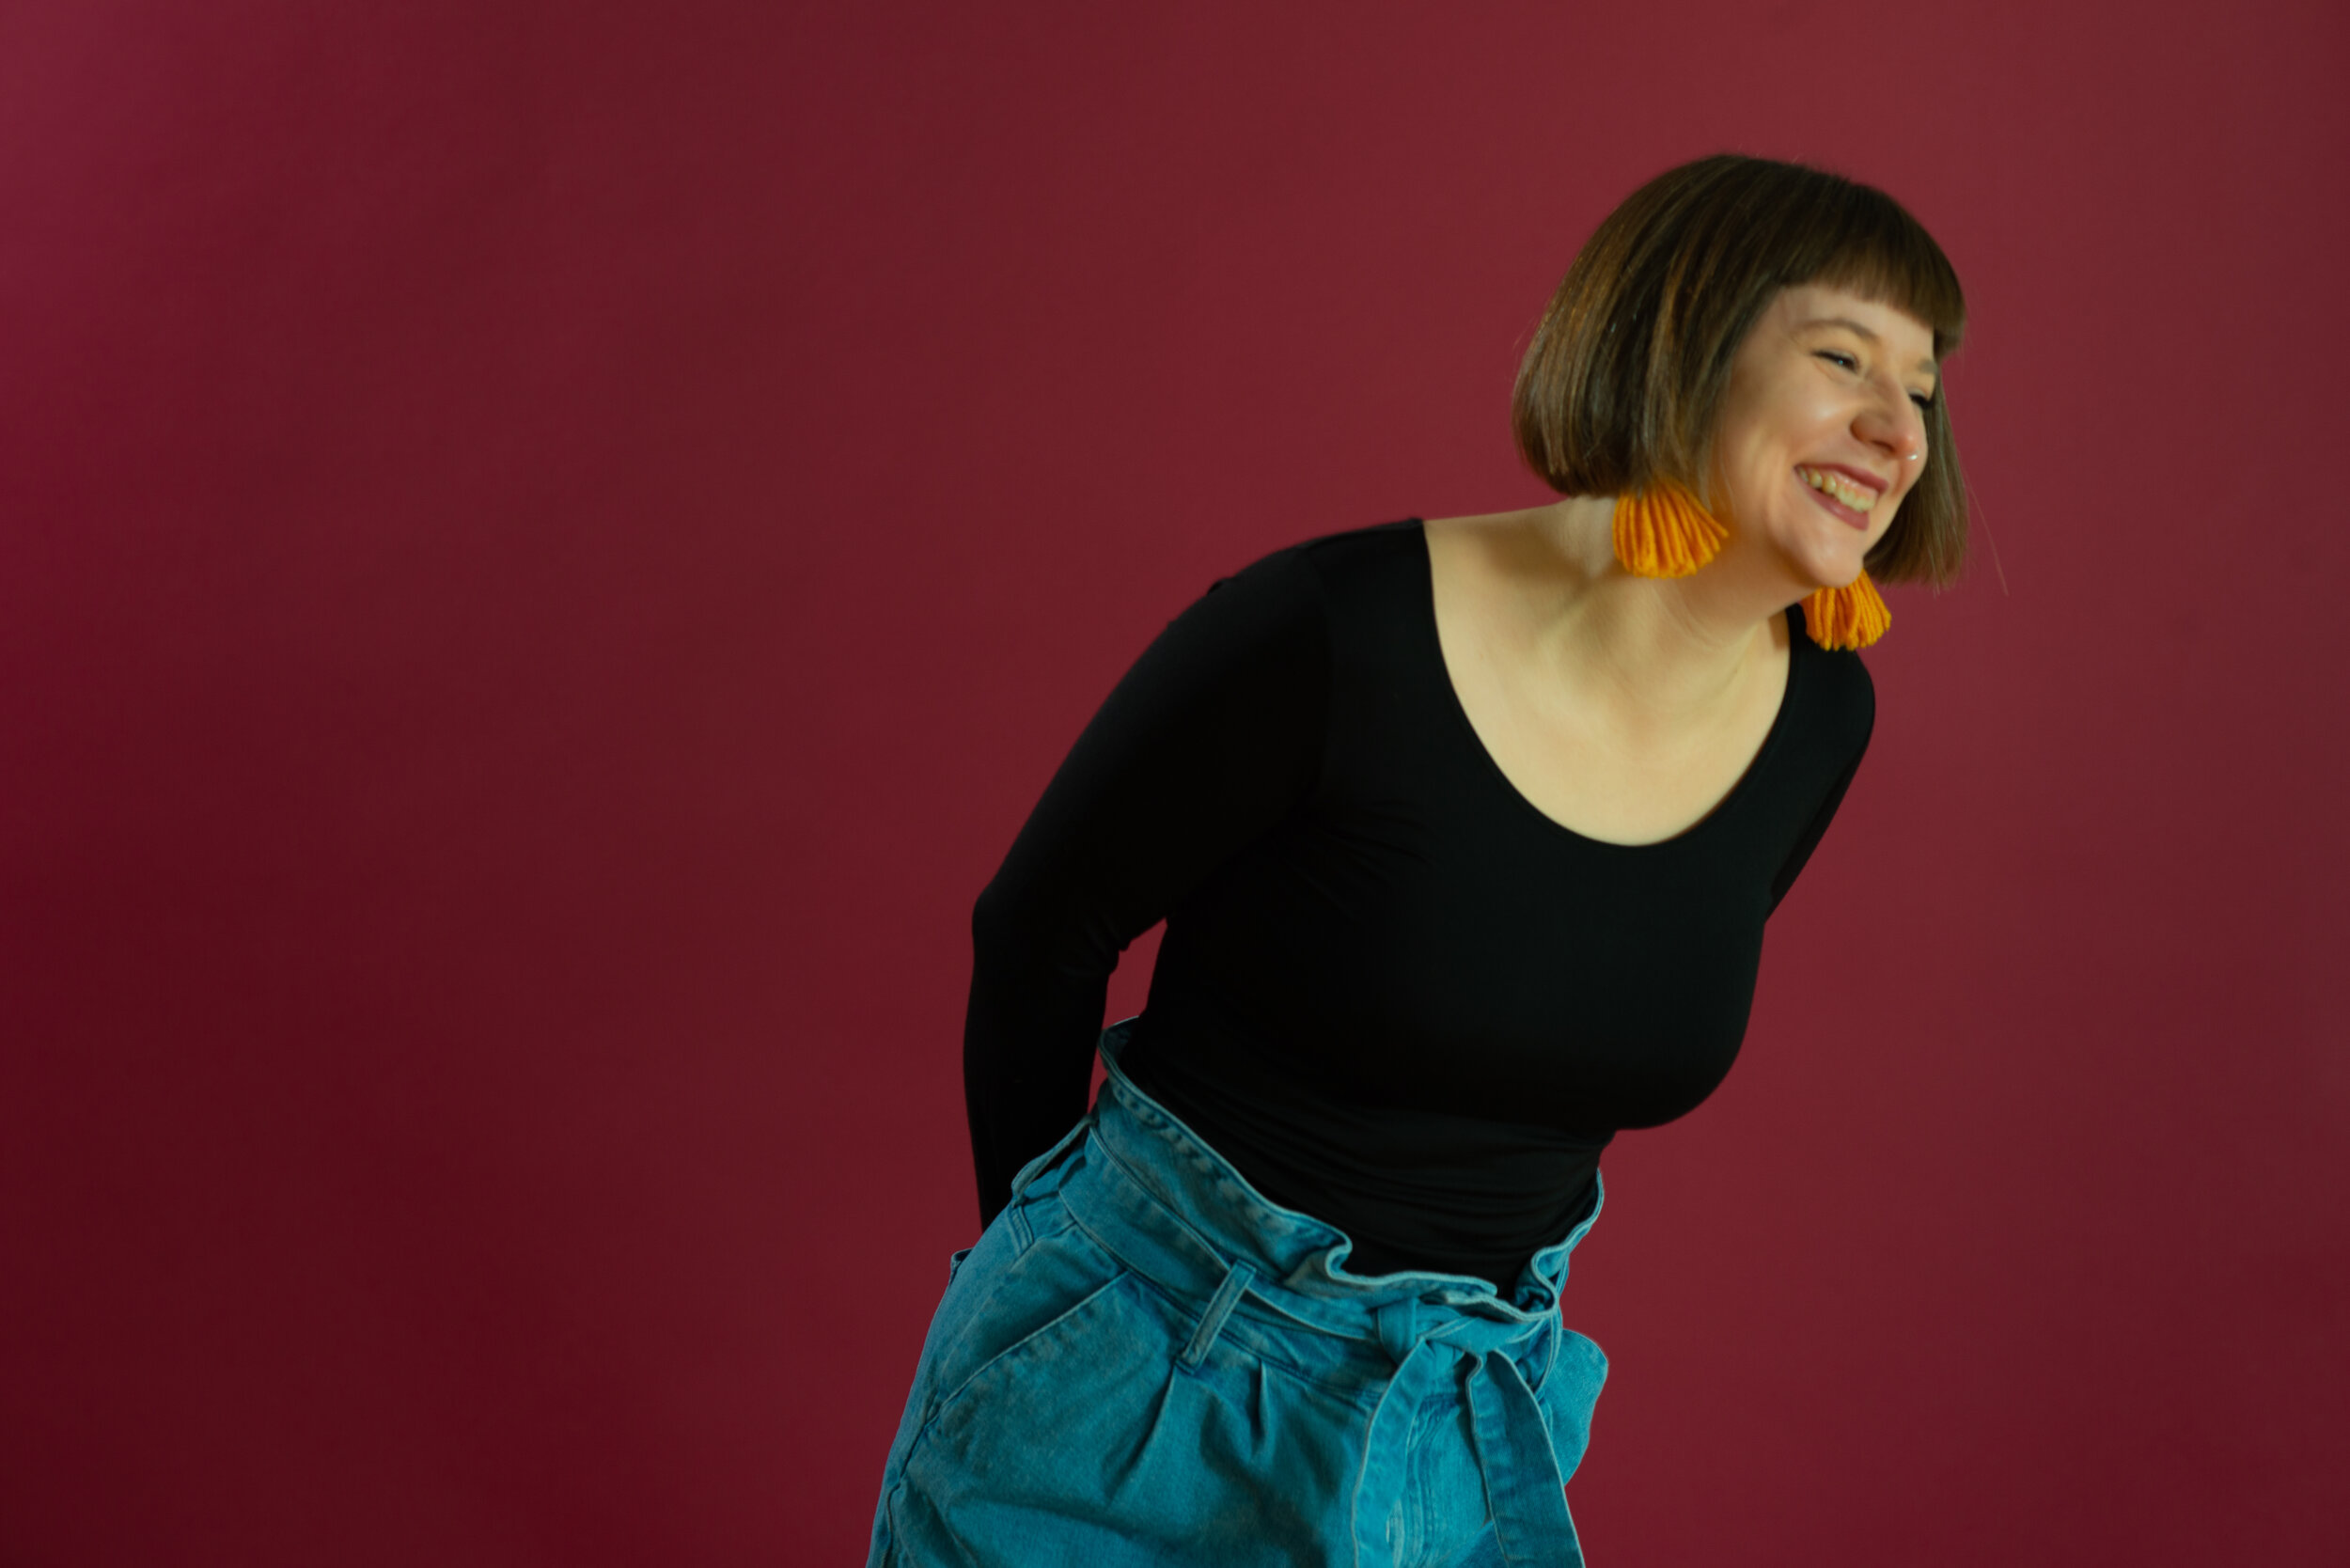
left=1854, top=371, right=1928, bottom=467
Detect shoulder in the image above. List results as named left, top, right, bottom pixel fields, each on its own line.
left=1274, top=517, right=1428, bottom=613
left=1207, top=518, right=1421, bottom=589
left=1787, top=607, right=1877, bottom=759
left=1181, top=518, right=1422, bottom=629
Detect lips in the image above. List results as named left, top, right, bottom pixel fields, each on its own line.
left=1795, top=465, right=1879, bottom=529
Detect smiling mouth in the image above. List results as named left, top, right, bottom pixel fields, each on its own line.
left=1795, top=465, right=1877, bottom=528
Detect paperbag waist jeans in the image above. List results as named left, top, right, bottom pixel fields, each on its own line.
left=867, top=1018, right=1609, bottom=1567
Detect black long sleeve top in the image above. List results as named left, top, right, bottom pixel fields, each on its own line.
left=964, top=519, right=1875, bottom=1290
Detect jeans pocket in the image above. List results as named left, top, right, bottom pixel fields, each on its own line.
left=924, top=1198, right=1129, bottom=1410
left=947, top=1246, right=974, bottom=1285
left=904, top=1269, right=1175, bottom=1525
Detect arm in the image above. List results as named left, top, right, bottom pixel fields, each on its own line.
left=963, top=546, right=1330, bottom=1225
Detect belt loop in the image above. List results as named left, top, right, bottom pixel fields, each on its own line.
left=1179, top=1259, right=1256, bottom=1369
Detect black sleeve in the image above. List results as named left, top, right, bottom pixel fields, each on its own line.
left=962, top=545, right=1331, bottom=1225
left=1766, top=662, right=1876, bottom=917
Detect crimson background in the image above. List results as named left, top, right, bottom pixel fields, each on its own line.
left=4, top=2, right=2345, bottom=1563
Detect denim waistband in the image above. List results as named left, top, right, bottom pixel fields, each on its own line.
left=1009, top=1017, right=1603, bottom=1566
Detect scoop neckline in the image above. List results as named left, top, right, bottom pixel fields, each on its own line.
left=1405, top=517, right=1808, bottom=854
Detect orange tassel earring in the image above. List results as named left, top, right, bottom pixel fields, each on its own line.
left=1800, top=573, right=1892, bottom=651
left=1611, top=481, right=1728, bottom=578
left=1613, top=480, right=1892, bottom=651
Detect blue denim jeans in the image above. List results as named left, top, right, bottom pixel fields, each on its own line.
left=868, top=1019, right=1608, bottom=1567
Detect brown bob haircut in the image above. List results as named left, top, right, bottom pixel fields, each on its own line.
left=1512, top=154, right=1969, bottom=587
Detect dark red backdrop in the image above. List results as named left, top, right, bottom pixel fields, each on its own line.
left=4, top=2, right=2344, bottom=1563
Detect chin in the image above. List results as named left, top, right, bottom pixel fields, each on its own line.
left=1823, top=554, right=1872, bottom=588
left=1764, top=513, right=1872, bottom=591
left=1782, top=541, right=1869, bottom=595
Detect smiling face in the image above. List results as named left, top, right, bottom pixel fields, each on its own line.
left=1706, top=283, right=1939, bottom=592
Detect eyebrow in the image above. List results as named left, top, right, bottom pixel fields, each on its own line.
left=1804, top=316, right=1940, bottom=382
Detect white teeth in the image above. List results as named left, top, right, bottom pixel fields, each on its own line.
left=1800, top=467, right=1875, bottom=510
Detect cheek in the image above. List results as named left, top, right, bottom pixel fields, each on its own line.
left=1888, top=463, right=1928, bottom=514
left=1716, top=416, right=1790, bottom=483
left=1867, top=478, right=1917, bottom=544
left=1716, top=462, right=1805, bottom=537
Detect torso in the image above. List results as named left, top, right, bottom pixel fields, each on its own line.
left=977, top=514, right=1875, bottom=1285
left=1424, top=507, right=1793, bottom=845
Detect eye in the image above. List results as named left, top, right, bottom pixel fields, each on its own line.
left=1819, top=349, right=1935, bottom=415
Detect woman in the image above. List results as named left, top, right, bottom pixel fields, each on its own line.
left=869, top=153, right=1967, bottom=1567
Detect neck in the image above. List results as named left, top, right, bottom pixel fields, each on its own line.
left=1520, top=494, right=1808, bottom=722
